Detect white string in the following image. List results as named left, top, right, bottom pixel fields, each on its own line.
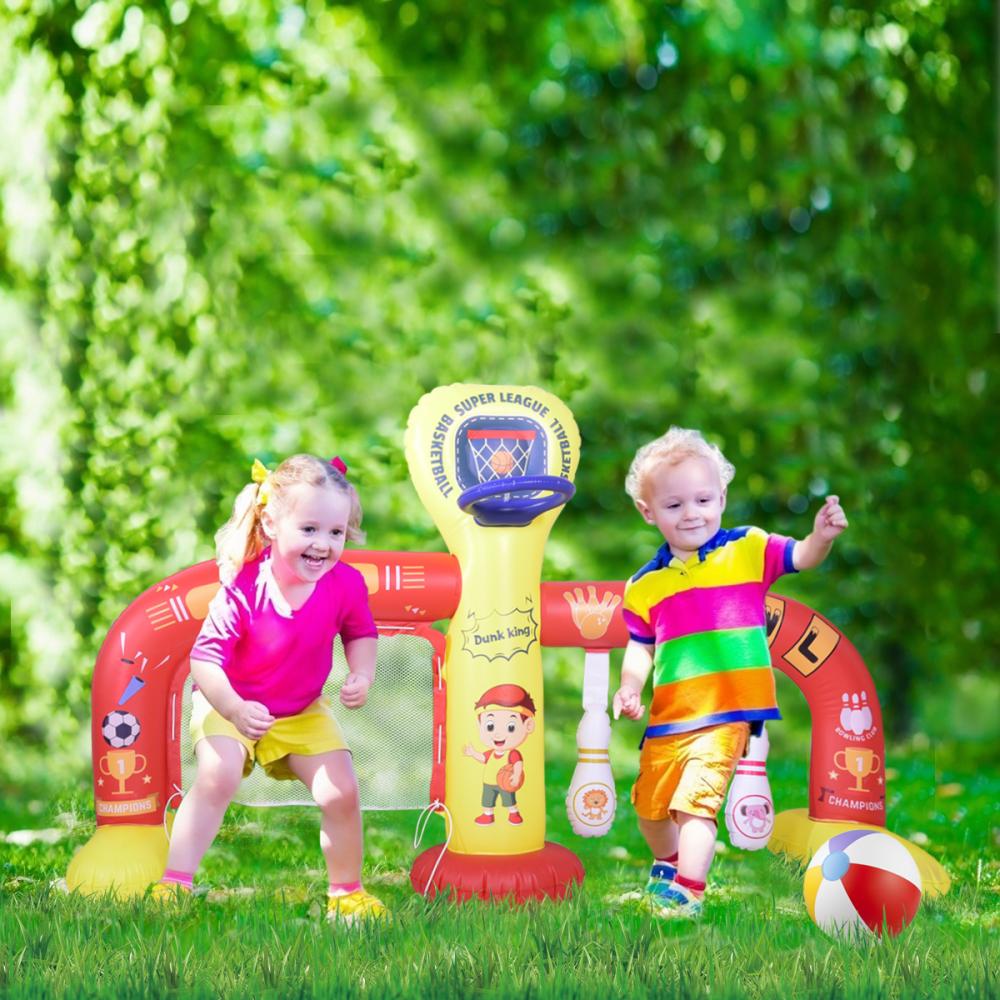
left=411, top=799, right=453, bottom=897
left=162, top=785, right=184, bottom=843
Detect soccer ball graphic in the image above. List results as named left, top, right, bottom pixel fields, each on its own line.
left=101, top=710, right=141, bottom=748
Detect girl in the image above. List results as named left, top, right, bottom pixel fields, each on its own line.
left=153, top=454, right=386, bottom=922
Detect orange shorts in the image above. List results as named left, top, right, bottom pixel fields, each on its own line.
left=630, top=722, right=749, bottom=822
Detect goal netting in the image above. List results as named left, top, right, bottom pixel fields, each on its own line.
left=178, top=627, right=443, bottom=810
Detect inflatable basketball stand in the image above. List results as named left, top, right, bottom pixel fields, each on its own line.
left=404, top=383, right=584, bottom=901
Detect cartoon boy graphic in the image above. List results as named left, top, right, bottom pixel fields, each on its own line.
left=463, top=684, right=536, bottom=825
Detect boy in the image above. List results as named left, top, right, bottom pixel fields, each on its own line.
left=463, top=683, right=537, bottom=825
left=613, top=427, right=847, bottom=918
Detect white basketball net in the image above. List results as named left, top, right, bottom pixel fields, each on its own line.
left=467, top=431, right=536, bottom=482
left=179, top=632, right=434, bottom=811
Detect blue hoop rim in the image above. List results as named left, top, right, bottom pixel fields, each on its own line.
left=457, top=475, right=575, bottom=527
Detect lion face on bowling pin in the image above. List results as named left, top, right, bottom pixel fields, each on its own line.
left=581, top=787, right=609, bottom=821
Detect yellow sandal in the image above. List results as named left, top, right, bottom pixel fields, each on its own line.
left=325, top=888, right=389, bottom=925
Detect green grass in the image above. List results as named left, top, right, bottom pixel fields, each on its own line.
left=2, top=749, right=997, bottom=999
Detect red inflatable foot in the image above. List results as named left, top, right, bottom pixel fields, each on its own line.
left=410, top=843, right=584, bottom=903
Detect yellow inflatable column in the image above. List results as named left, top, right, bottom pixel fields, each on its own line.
left=406, top=383, right=584, bottom=901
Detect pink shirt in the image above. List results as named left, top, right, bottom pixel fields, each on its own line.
left=191, top=550, right=377, bottom=717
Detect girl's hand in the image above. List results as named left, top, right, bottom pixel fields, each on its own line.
left=228, top=699, right=275, bottom=740
left=814, top=494, right=849, bottom=542
left=612, top=685, right=645, bottom=721
left=340, top=673, right=372, bottom=709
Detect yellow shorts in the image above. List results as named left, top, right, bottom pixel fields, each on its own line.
left=630, top=722, right=749, bottom=822
left=189, top=690, right=349, bottom=781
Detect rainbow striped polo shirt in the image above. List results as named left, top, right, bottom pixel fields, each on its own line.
left=622, top=526, right=796, bottom=740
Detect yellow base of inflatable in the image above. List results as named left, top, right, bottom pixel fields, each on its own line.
left=66, top=824, right=170, bottom=899
left=769, top=808, right=951, bottom=898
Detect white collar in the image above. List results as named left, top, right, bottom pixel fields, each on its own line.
left=256, top=554, right=294, bottom=618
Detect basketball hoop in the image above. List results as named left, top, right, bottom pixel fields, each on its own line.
left=457, top=427, right=574, bottom=527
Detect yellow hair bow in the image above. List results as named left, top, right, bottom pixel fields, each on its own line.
left=251, top=458, right=272, bottom=506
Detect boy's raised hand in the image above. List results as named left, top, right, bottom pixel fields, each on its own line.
left=814, top=494, right=848, bottom=542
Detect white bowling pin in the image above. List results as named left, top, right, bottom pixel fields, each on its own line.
left=566, top=651, right=616, bottom=837
left=724, top=725, right=774, bottom=850
left=566, top=708, right=616, bottom=837
left=839, top=693, right=852, bottom=731
left=850, top=692, right=864, bottom=735
left=860, top=690, right=873, bottom=732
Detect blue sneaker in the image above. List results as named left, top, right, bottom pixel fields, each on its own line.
left=642, top=879, right=703, bottom=920
left=644, top=860, right=678, bottom=892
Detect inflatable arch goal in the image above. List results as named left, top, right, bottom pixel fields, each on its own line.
left=66, top=384, right=949, bottom=900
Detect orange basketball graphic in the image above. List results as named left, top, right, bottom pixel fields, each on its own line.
left=489, top=449, right=515, bottom=476
left=496, top=763, right=524, bottom=792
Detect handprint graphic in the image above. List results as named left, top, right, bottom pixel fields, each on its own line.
left=562, top=586, right=621, bottom=641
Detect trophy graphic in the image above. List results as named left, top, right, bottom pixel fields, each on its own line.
left=100, top=749, right=148, bottom=796
left=834, top=747, right=881, bottom=792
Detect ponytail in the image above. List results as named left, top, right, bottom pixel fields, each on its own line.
left=215, top=480, right=269, bottom=585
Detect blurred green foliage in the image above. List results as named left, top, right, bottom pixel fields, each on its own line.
left=0, top=0, right=995, bottom=768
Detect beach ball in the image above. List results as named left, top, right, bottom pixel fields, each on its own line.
left=804, top=830, right=922, bottom=939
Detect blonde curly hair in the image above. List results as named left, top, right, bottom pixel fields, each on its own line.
left=625, top=427, right=735, bottom=502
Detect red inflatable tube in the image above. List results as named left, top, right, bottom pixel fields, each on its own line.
left=343, top=550, right=632, bottom=649
left=765, top=595, right=886, bottom=826
left=344, top=551, right=461, bottom=624
left=86, top=550, right=886, bottom=831
left=88, top=561, right=216, bottom=827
